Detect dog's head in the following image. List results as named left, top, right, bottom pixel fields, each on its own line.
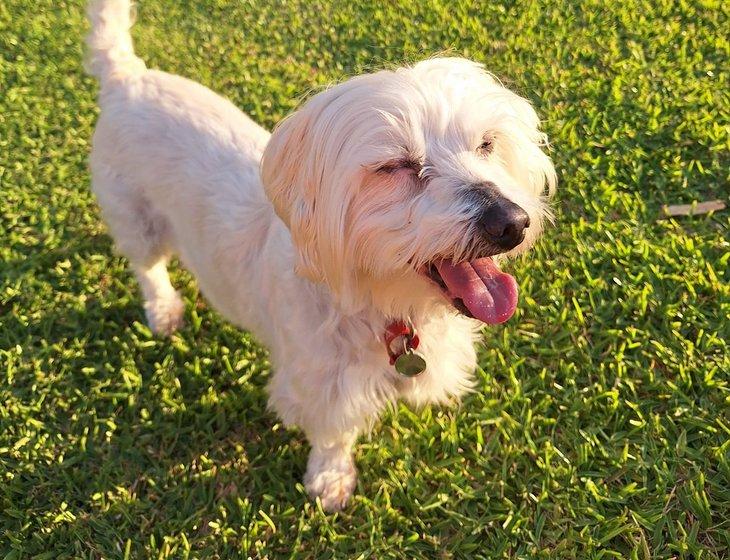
left=261, top=57, right=556, bottom=321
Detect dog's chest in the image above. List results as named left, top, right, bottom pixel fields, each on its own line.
left=376, top=315, right=480, bottom=404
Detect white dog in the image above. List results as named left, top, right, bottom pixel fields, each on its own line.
left=86, top=0, right=556, bottom=511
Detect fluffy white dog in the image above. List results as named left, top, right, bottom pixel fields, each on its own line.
left=86, top=0, right=556, bottom=510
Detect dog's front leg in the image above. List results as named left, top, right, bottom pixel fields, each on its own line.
left=268, top=362, right=386, bottom=511
left=303, top=427, right=359, bottom=512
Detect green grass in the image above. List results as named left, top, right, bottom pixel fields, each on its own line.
left=1, top=0, right=728, bottom=557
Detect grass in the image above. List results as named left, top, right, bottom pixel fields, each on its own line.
left=1, top=0, right=728, bottom=557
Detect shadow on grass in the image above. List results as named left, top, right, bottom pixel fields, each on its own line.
left=2, top=282, right=310, bottom=556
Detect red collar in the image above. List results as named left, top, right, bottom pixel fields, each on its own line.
left=384, top=320, right=420, bottom=365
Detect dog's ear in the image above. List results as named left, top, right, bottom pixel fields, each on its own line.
left=261, top=108, right=313, bottom=227
left=261, top=107, right=324, bottom=284
left=262, top=93, right=358, bottom=296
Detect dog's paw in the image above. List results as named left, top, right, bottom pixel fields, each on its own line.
left=144, top=292, right=185, bottom=336
left=304, top=457, right=357, bottom=512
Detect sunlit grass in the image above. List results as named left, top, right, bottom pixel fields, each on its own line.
left=1, top=0, right=728, bottom=557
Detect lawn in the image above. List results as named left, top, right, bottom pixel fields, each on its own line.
left=1, top=0, right=728, bottom=558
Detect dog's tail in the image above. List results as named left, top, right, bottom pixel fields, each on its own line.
left=85, top=0, right=145, bottom=83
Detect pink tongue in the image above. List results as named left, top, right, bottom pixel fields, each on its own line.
left=435, top=258, right=518, bottom=324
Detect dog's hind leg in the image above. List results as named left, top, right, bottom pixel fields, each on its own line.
left=92, top=167, right=185, bottom=335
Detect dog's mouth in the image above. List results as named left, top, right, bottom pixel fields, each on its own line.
left=421, top=257, right=518, bottom=324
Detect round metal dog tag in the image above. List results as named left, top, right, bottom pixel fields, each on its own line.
left=394, top=351, right=427, bottom=377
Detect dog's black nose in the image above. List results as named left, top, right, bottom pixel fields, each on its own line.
left=477, top=198, right=530, bottom=250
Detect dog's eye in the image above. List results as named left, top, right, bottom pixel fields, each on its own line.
left=376, top=159, right=421, bottom=174
left=477, top=139, right=493, bottom=156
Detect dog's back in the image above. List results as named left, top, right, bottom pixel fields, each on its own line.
left=86, top=0, right=279, bottom=336
left=87, top=0, right=269, bottom=207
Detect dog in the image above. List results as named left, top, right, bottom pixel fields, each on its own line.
left=86, top=0, right=556, bottom=511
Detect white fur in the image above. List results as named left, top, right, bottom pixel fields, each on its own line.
left=86, top=0, right=555, bottom=511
